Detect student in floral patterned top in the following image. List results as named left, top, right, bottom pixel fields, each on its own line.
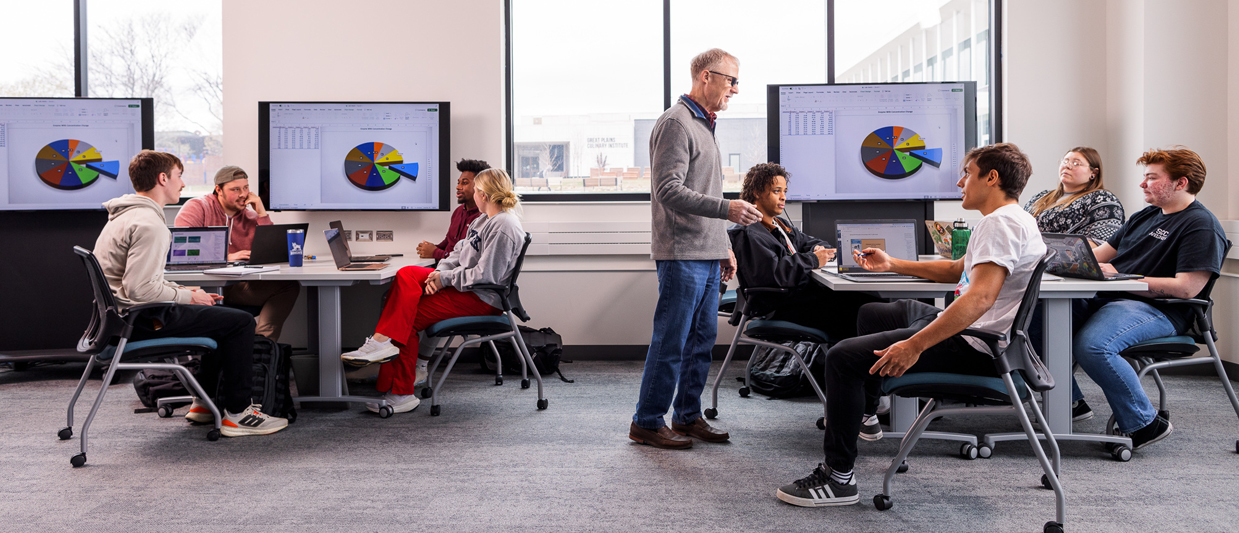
left=1023, top=147, right=1125, bottom=247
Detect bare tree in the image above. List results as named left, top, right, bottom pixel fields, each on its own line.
left=88, top=13, right=203, bottom=127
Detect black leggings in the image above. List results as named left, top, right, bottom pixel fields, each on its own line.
left=822, top=300, right=997, bottom=472
left=129, top=304, right=256, bottom=413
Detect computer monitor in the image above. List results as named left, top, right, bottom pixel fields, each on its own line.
left=767, top=82, right=976, bottom=201
left=0, top=97, right=154, bottom=211
left=259, top=101, right=450, bottom=211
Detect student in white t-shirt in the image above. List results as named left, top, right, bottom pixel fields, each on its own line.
left=775, top=143, right=1046, bottom=509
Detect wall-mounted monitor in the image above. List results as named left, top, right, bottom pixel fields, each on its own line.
left=259, top=101, right=450, bottom=211
left=767, top=82, right=976, bottom=202
left=0, top=97, right=154, bottom=211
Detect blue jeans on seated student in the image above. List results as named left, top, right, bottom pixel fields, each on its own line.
left=1073, top=298, right=1175, bottom=433
left=633, top=260, right=720, bottom=430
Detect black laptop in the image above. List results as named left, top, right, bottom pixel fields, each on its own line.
left=1042, top=233, right=1144, bottom=281
left=328, top=220, right=391, bottom=262
left=246, top=223, right=311, bottom=265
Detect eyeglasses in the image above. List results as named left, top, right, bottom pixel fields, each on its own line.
left=1060, top=158, right=1090, bottom=169
left=708, top=70, right=739, bottom=87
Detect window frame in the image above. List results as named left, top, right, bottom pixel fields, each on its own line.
left=504, top=0, right=1002, bottom=202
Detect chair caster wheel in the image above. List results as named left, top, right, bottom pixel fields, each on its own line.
left=70, top=453, right=87, bottom=468
left=420, top=388, right=433, bottom=399
left=1110, top=444, right=1132, bottom=462
left=1044, top=521, right=1064, bottom=533
left=207, top=429, right=221, bottom=441
left=738, top=387, right=750, bottom=398
left=58, top=427, right=73, bottom=440
left=704, top=408, right=718, bottom=419
left=495, top=377, right=503, bottom=386
left=521, top=379, right=530, bottom=389
left=816, top=417, right=825, bottom=430
left=873, top=494, right=892, bottom=511
left=431, top=405, right=441, bottom=416
left=1040, top=474, right=1053, bottom=490
left=378, top=406, right=393, bottom=419
left=978, top=445, right=992, bottom=459
left=896, top=460, right=909, bottom=474
left=158, top=405, right=175, bottom=418
left=537, top=399, right=549, bottom=410
left=960, top=443, right=978, bottom=460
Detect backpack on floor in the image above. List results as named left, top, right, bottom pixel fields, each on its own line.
left=747, top=341, right=824, bottom=399
left=479, top=326, right=574, bottom=383
left=132, top=356, right=201, bottom=410
left=251, top=335, right=297, bottom=422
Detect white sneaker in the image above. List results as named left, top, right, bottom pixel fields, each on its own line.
left=366, top=392, right=420, bottom=414
left=342, top=336, right=400, bottom=367
left=414, top=359, right=429, bottom=387
left=221, top=404, right=288, bottom=437
left=184, top=397, right=216, bottom=424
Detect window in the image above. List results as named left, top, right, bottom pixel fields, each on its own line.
left=0, top=4, right=74, bottom=97
left=508, top=0, right=1000, bottom=199
left=87, top=0, right=224, bottom=197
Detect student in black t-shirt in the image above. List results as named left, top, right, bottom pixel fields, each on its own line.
left=1074, top=147, right=1227, bottom=451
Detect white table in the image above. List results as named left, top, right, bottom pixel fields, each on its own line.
left=167, top=257, right=434, bottom=407
left=811, top=266, right=1146, bottom=444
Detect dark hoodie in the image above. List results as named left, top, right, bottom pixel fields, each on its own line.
left=727, top=217, right=830, bottom=290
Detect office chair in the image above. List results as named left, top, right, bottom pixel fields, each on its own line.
left=417, top=233, right=547, bottom=417
left=1108, top=240, right=1238, bottom=454
left=705, top=287, right=829, bottom=429
left=61, top=247, right=221, bottom=467
left=873, top=251, right=1064, bottom=532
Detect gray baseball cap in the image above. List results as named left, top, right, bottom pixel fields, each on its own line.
left=214, top=165, right=248, bottom=186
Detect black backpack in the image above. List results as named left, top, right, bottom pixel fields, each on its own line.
left=131, top=335, right=297, bottom=422
left=747, top=341, right=824, bottom=399
left=480, top=326, right=573, bottom=383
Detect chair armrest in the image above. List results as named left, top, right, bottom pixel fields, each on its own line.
left=123, top=301, right=179, bottom=315
left=744, top=287, right=791, bottom=295
left=1148, top=298, right=1209, bottom=308
left=465, top=283, right=508, bottom=294
left=959, top=328, right=1006, bottom=357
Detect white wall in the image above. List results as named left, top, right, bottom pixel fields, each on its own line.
left=223, top=0, right=1238, bottom=361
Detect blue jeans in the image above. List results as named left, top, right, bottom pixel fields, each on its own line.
left=633, top=260, right=720, bottom=430
left=1073, top=298, right=1175, bottom=433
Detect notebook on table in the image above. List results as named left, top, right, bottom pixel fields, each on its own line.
left=164, top=227, right=230, bottom=272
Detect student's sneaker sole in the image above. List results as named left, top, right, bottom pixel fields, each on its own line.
left=185, top=406, right=214, bottom=424
left=776, top=487, right=860, bottom=507
left=342, top=353, right=399, bottom=367
left=1131, top=420, right=1174, bottom=450
left=221, top=419, right=289, bottom=437
left=366, top=396, right=420, bottom=414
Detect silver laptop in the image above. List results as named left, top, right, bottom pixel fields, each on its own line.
left=165, top=227, right=230, bottom=272
left=1042, top=233, right=1144, bottom=281
left=325, top=228, right=386, bottom=271
left=328, top=220, right=391, bottom=262
left=834, top=219, right=926, bottom=282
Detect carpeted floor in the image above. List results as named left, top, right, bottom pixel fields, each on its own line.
left=1, top=360, right=1237, bottom=532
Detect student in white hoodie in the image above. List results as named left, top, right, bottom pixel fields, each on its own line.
left=341, top=168, right=527, bottom=415
left=94, top=150, right=287, bottom=437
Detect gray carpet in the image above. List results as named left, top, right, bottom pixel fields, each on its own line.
left=2, top=360, right=1237, bottom=532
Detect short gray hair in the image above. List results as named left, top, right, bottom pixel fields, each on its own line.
left=690, top=48, right=737, bottom=79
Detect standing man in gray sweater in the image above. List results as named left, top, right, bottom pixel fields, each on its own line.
left=629, top=48, right=763, bottom=449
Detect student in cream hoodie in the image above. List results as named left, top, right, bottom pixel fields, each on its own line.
left=94, top=150, right=287, bottom=437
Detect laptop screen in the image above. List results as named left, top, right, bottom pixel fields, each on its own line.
left=325, top=228, right=351, bottom=268
left=836, top=220, right=919, bottom=272
left=167, top=227, right=229, bottom=265
left=1041, top=233, right=1103, bottom=279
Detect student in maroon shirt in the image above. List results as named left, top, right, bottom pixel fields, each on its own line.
left=417, top=159, right=488, bottom=261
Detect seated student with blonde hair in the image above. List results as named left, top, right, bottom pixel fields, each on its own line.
left=340, top=168, right=526, bottom=415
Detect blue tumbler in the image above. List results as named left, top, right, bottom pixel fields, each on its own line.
left=287, top=229, right=305, bottom=267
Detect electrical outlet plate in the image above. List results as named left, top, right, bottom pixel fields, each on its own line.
left=356, top=230, right=373, bottom=242
left=342, top=230, right=353, bottom=241
left=376, top=230, right=394, bottom=242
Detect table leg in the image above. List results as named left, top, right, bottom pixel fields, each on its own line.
left=293, top=285, right=383, bottom=409
left=1043, top=299, right=1073, bottom=434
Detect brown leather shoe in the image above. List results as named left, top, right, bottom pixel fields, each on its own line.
left=629, top=422, right=693, bottom=449
left=671, top=417, right=730, bottom=442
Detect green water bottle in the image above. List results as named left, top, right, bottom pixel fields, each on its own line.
left=951, top=219, right=970, bottom=260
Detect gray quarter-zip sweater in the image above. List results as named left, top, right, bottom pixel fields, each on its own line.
left=648, top=96, right=733, bottom=261
left=436, top=211, right=525, bottom=310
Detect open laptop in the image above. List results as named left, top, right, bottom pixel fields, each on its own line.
left=833, top=219, right=927, bottom=282
left=245, top=223, right=311, bottom=265
left=1042, top=233, right=1144, bottom=281
left=325, top=228, right=387, bottom=271
left=328, top=220, right=392, bottom=262
left=165, top=227, right=230, bottom=272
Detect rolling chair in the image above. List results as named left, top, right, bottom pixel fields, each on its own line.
left=873, top=251, right=1064, bottom=532
left=705, top=287, right=829, bottom=428
left=1108, top=240, right=1238, bottom=454
left=417, top=233, right=547, bottom=417
left=61, top=247, right=222, bottom=467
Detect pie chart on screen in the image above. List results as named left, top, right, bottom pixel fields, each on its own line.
left=860, top=126, right=942, bottom=180
left=344, top=142, right=419, bottom=191
left=35, top=139, right=121, bottom=190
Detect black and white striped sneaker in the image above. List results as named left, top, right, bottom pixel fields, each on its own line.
left=776, top=464, right=859, bottom=507
left=859, top=414, right=883, bottom=441
left=221, top=404, right=288, bottom=437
